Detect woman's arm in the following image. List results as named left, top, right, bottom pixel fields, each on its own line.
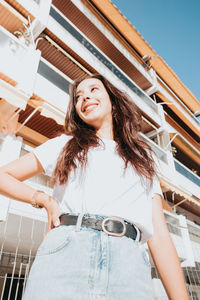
left=0, top=152, right=44, bottom=203
left=147, top=194, right=189, bottom=300
left=0, top=152, right=60, bottom=230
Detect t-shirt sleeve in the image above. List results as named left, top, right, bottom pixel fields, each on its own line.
left=151, top=175, right=163, bottom=199
left=31, top=134, right=71, bottom=176
left=149, top=150, right=163, bottom=198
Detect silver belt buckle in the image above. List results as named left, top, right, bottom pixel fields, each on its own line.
left=102, top=216, right=126, bottom=237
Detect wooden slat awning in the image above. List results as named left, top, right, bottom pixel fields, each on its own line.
left=18, top=103, right=64, bottom=139
left=160, top=178, right=200, bottom=208
left=52, top=0, right=152, bottom=91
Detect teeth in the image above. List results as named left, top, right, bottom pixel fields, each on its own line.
left=84, top=104, right=97, bottom=112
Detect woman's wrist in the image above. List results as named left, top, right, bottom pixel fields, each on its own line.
left=31, top=190, right=51, bottom=209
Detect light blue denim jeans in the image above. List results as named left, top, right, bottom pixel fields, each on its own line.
left=23, top=214, right=153, bottom=300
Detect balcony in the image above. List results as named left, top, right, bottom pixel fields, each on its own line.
left=15, top=0, right=51, bottom=26
left=34, top=57, right=71, bottom=114
left=174, top=158, right=200, bottom=187
left=140, top=132, right=168, bottom=164
left=0, top=26, right=41, bottom=109
left=46, top=5, right=161, bottom=123
left=140, top=133, right=200, bottom=201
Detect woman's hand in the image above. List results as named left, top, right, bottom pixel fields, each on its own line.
left=44, top=196, right=61, bottom=233
left=35, top=192, right=61, bottom=233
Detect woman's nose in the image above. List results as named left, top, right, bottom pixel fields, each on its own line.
left=83, top=96, right=90, bottom=102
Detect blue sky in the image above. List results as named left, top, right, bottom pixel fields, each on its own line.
left=111, top=0, right=200, bottom=101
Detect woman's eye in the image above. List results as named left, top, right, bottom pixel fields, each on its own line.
left=76, top=95, right=81, bottom=102
left=91, top=87, right=98, bottom=92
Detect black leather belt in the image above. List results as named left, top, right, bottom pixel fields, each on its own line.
left=59, top=214, right=141, bottom=241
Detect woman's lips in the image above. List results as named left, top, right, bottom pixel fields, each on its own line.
left=82, top=102, right=99, bottom=113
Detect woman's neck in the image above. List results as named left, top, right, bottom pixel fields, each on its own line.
left=96, top=123, right=114, bottom=140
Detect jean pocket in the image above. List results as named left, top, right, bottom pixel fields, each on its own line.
left=37, top=226, right=72, bottom=256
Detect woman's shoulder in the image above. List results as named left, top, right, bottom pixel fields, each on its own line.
left=55, top=133, right=72, bottom=143
left=50, top=133, right=73, bottom=145
left=31, top=133, right=72, bottom=175
left=32, top=133, right=72, bottom=155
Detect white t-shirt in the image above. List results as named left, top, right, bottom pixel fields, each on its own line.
left=32, top=134, right=163, bottom=243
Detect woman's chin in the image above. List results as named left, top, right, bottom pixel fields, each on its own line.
left=81, top=113, right=101, bottom=125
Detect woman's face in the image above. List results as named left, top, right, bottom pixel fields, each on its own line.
left=75, top=78, right=113, bottom=130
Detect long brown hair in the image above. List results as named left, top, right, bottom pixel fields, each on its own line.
left=51, top=74, right=156, bottom=187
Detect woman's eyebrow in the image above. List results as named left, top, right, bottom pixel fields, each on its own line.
left=76, top=90, right=83, bottom=97
left=76, top=84, right=100, bottom=97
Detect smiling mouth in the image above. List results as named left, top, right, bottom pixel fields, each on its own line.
left=82, top=102, right=99, bottom=113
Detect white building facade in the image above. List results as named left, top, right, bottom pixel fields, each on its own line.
left=0, top=0, right=200, bottom=299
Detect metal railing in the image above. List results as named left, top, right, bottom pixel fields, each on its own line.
left=151, top=211, right=200, bottom=299
left=0, top=214, right=47, bottom=300
left=140, top=132, right=168, bottom=164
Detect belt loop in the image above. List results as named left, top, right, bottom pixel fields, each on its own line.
left=134, top=225, right=141, bottom=242
left=75, top=213, right=84, bottom=232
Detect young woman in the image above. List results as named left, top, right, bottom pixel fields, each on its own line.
left=0, top=75, right=188, bottom=299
